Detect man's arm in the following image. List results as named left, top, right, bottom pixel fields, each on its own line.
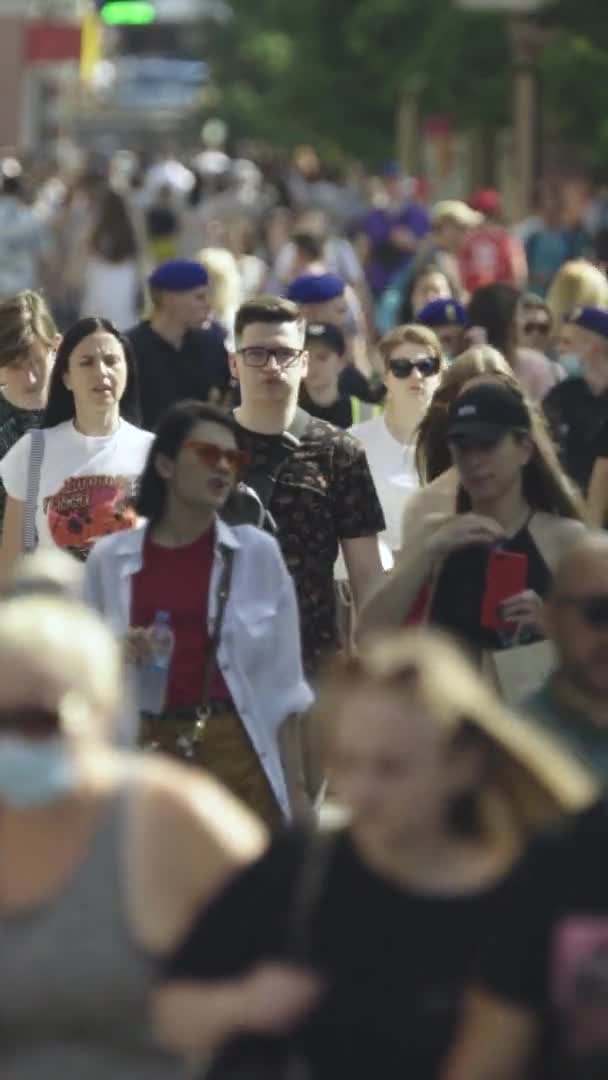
left=341, top=534, right=384, bottom=611
left=442, top=989, right=538, bottom=1080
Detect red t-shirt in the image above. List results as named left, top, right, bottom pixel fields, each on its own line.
left=130, top=528, right=231, bottom=708
left=459, top=225, right=524, bottom=294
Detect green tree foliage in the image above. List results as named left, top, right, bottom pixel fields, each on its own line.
left=200, top=0, right=606, bottom=166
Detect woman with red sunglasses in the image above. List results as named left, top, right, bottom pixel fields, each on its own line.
left=83, top=400, right=313, bottom=828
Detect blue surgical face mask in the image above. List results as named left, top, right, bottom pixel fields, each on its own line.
left=0, top=735, right=76, bottom=808
left=559, top=352, right=582, bottom=378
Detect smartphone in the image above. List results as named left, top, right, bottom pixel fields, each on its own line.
left=481, top=550, right=528, bottom=630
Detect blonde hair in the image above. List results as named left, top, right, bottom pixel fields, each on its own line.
left=319, top=629, right=596, bottom=853
left=546, top=259, right=608, bottom=326
left=198, top=247, right=242, bottom=326
left=379, top=323, right=444, bottom=370
left=415, top=346, right=519, bottom=482
left=0, top=595, right=122, bottom=728
left=0, top=290, right=57, bottom=367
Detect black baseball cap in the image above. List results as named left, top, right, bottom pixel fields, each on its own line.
left=446, top=383, right=530, bottom=443
left=305, top=322, right=346, bottom=357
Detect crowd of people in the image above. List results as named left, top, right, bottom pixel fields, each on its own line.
left=1, top=142, right=608, bottom=1078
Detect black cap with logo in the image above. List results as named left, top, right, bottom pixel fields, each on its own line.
left=305, top=322, right=346, bottom=357
left=446, top=383, right=530, bottom=443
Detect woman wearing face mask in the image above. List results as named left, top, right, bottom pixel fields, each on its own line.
left=360, top=380, right=585, bottom=655
left=0, top=291, right=59, bottom=531
left=0, top=317, right=152, bottom=573
left=0, top=592, right=275, bottom=1080
left=84, top=400, right=313, bottom=827
left=350, top=324, right=444, bottom=555
left=154, top=630, right=595, bottom=1080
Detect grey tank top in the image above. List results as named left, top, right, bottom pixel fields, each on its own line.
left=0, top=784, right=188, bottom=1079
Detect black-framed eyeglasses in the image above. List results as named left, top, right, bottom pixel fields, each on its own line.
left=389, top=356, right=440, bottom=380
left=524, top=321, right=551, bottom=335
left=238, top=346, right=305, bottom=369
left=556, top=594, right=608, bottom=628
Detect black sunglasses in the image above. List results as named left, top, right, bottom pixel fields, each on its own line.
left=524, top=321, right=551, bottom=335
left=0, top=705, right=61, bottom=738
left=389, top=356, right=439, bottom=379
left=557, top=594, right=608, bottom=627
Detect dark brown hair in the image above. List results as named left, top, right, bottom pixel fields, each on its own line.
left=90, top=188, right=138, bottom=263
left=234, top=295, right=305, bottom=343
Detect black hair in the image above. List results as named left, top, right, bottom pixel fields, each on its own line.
left=43, top=317, right=141, bottom=428
left=399, top=262, right=456, bottom=324
left=234, top=295, right=304, bottom=342
left=136, top=400, right=240, bottom=524
left=466, top=284, right=521, bottom=362
left=292, top=231, right=325, bottom=262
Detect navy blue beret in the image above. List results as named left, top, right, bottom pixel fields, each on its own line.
left=568, top=305, right=608, bottom=340
left=148, top=259, right=208, bottom=292
left=287, top=272, right=345, bottom=304
left=416, top=298, right=466, bottom=327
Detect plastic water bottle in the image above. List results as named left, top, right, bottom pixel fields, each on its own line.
left=138, top=611, right=175, bottom=716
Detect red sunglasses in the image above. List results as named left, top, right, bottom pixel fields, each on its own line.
left=183, top=440, right=251, bottom=474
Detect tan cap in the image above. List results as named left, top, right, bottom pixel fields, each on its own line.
left=431, top=199, right=484, bottom=227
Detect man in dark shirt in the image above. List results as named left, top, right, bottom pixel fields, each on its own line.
left=543, top=306, right=608, bottom=495
left=445, top=797, right=608, bottom=1080
left=525, top=533, right=608, bottom=783
left=230, top=295, right=385, bottom=675
left=126, top=258, right=230, bottom=431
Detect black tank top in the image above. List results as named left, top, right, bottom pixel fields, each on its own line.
left=430, top=518, right=551, bottom=653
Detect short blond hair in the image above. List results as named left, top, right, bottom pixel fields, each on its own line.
left=0, top=595, right=122, bottom=728
left=378, top=323, right=444, bottom=370
left=546, top=259, right=608, bottom=326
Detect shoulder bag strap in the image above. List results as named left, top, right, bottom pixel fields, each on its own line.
left=23, top=428, right=45, bottom=554
left=198, top=543, right=234, bottom=716
left=284, top=829, right=337, bottom=962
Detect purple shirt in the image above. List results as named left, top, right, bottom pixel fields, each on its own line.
left=362, top=203, right=431, bottom=293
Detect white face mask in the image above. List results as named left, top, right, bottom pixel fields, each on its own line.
left=0, top=735, right=76, bottom=808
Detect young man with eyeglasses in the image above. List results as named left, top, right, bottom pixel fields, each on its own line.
left=350, top=324, right=444, bottom=556
left=230, top=296, right=385, bottom=679
left=524, top=532, right=608, bottom=783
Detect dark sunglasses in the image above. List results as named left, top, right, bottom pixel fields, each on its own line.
left=524, top=321, right=551, bottom=335
left=389, top=356, right=439, bottom=379
left=183, top=440, right=250, bottom=474
left=557, top=594, right=608, bottom=627
left=0, top=705, right=61, bottom=738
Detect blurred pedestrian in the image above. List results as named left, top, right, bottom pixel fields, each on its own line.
left=0, top=291, right=58, bottom=530
left=525, top=533, right=608, bottom=781
left=515, top=292, right=553, bottom=355
left=197, top=247, right=242, bottom=348
left=0, top=159, right=49, bottom=298
left=358, top=163, right=430, bottom=298
left=350, top=325, right=444, bottom=555
left=84, top=401, right=312, bottom=827
left=156, top=629, right=594, bottom=1079
left=80, top=188, right=146, bottom=331
left=543, top=306, right=608, bottom=501
left=467, top=283, right=559, bottom=402
left=546, top=258, right=608, bottom=368
left=460, top=189, right=528, bottom=295
left=0, top=591, right=266, bottom=1080
left=126, top=259, right=231, bottom=430
left=416, top=298, right=467, bottom=362
left=0, top=317, right=152, bottom=570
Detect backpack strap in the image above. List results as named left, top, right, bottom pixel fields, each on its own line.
left=23, top=428, right=45, bottom=554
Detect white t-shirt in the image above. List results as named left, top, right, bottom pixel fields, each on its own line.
left=80, top=257, right=141, bottom=332
left=349, top=414, right=419, bottom=553
left=1, top=419, right=153, bottom=559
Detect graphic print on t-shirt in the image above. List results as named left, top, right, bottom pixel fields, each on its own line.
left=43, top=473, right=137, bottom=559
left=552, top=916, right=608, bottom=1076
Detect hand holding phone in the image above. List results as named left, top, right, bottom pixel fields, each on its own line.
left=481, top=550, right=528, bottom=630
